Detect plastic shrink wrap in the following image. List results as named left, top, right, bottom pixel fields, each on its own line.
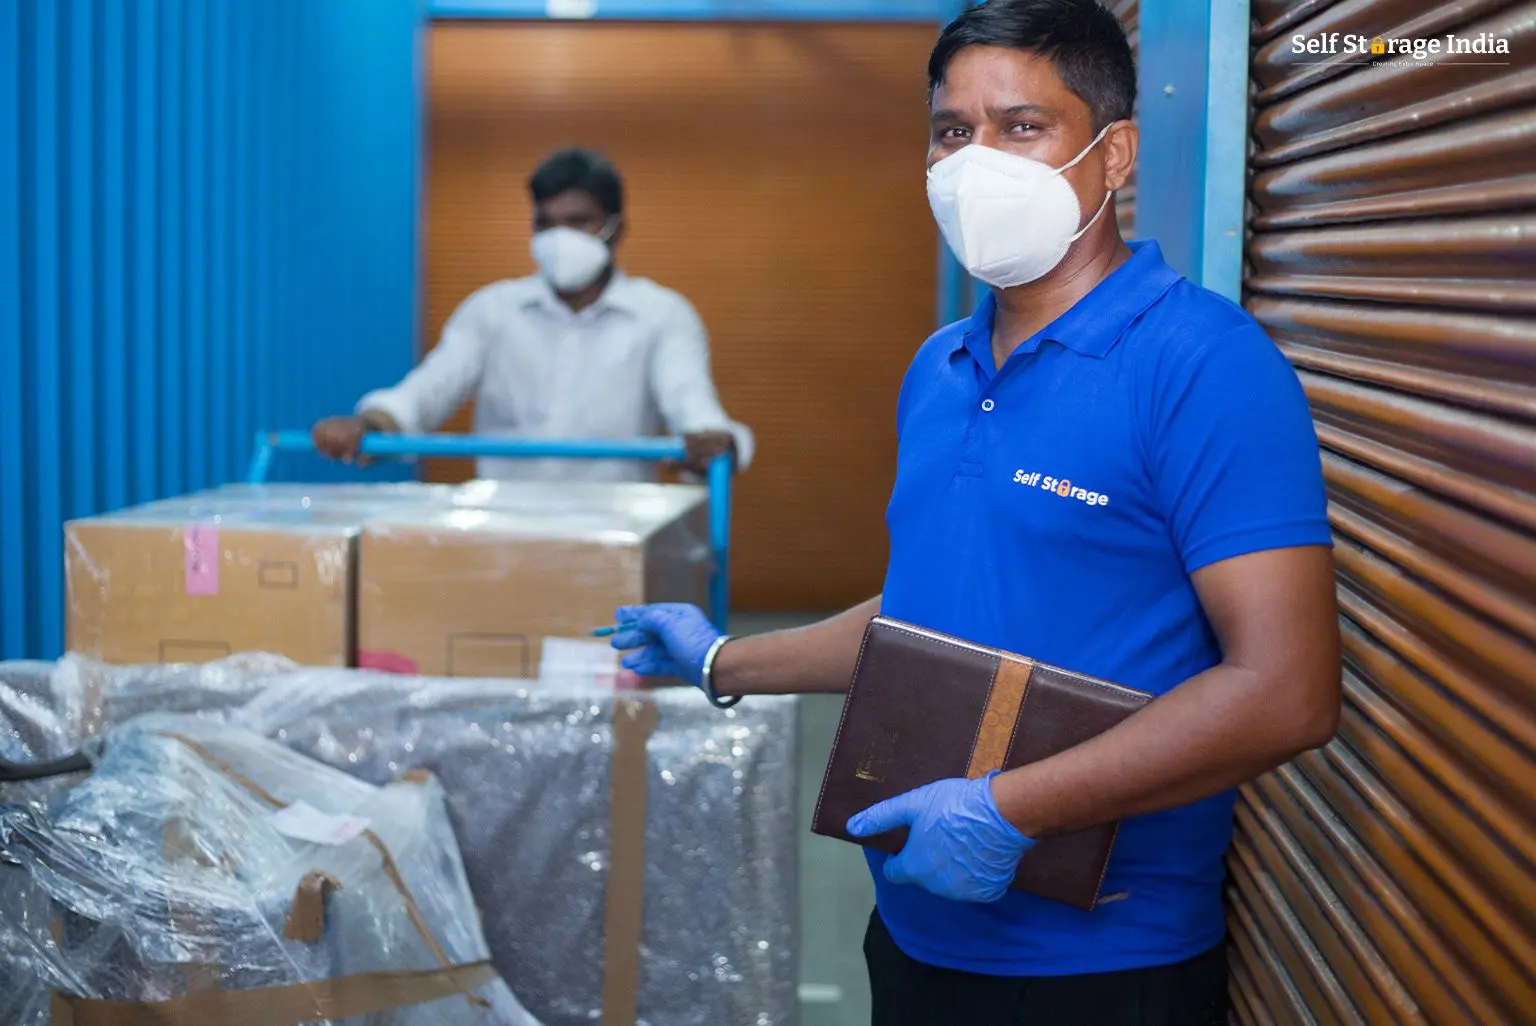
left=0, top=711, right=540, bottom=1025
left=1, top=656, right=800, bottom=1026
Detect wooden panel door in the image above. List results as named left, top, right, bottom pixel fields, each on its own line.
left=425, top=21, right=941, bottom=611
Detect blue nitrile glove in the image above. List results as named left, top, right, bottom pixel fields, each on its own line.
left=608, top=603, right=720, bottom=688
left=847, top=773, right=1035, bottom=903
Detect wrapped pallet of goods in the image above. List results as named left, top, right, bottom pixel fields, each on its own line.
left=0, top=656, right=800, bottom=1026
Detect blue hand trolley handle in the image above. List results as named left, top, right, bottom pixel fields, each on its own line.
left=246, top=430, right=733, bottom=632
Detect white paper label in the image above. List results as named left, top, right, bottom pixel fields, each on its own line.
left=539, top=636, right=620, bottom=684
left=269, top=801, right=370, bottom=846
left=547, top=0, right=597, bottom=17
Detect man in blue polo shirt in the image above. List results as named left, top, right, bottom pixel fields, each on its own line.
left=610, top=1, right=1341, bottom=1022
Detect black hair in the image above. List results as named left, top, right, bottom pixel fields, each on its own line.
left=928, top=0, right=1136, bottom=129
left=528, top=147, right=624, bottom=216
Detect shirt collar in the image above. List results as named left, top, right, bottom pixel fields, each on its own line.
left=953, top=240, right=1183, bottom=364
left=527, top=269, right=639, bottom=316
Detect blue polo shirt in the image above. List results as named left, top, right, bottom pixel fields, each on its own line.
left=874, top=241, right=1331, bottom=977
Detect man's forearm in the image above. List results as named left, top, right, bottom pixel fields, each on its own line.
left=991, top=661, right=1337, bottom=838
left=714, top=596, right=880, bottom=696
left=994, top=546, right=1341, bottom=839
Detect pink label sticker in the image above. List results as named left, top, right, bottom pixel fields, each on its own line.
left=358, top=649, right=420, bottom=675
left=184, top=527, right=220, bottom=597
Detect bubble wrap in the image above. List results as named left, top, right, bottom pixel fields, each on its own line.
left=0, top=656, right=801, bottom=1026
left=0, top=712, right=539, bottom=1025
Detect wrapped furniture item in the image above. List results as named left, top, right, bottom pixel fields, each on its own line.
left=0, top=660, right=261, bottom=1020
left=0, top=656, right=800, bottom=1026
left=0, top=662, right=86, bottom=1021
left=0, top=660, right=82, bottom=772
left=0, top=713, right=540, bottom=1025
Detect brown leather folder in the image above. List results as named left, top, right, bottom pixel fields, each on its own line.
left=812, top=616, right=1153, bottom=910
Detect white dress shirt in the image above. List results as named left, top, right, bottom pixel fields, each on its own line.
left=357, top=272, right=754, bottom=482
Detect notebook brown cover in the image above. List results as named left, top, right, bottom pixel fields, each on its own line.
left=812, top=616, right=1153, bottom=910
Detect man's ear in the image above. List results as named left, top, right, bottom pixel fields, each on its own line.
left=1103, top=120, right=1139, bottom=194
left=607, top=214, right=627, bottom=249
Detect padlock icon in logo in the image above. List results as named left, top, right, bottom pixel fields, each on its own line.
left=1370, top=35, right=1386, bottom=54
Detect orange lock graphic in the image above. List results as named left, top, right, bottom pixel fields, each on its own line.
left=1370, top=35, right=1386, bottom=54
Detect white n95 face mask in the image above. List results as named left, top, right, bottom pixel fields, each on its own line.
left=530, top=220, right=616, bottom=292
left=927, top=125, right=1114, bottom=289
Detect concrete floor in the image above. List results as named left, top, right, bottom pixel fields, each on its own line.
left=732, top=612, right=874, bottom=1026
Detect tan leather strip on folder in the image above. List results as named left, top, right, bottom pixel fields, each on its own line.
left=965, top=657, right=1033, bottom=779
left=603, top=697, right=659, bottom=1026
left=50, top=960, right=498, bottom=1026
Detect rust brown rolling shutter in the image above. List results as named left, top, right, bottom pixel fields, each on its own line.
left=1114, top=0, right=1138, bottom=239
left=424, top=22, right=940, bottom=612
left=1233, top=2, right=1536, bottom=1024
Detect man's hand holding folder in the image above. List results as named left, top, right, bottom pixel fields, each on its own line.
left=848, top=774, right=1036, bottom=904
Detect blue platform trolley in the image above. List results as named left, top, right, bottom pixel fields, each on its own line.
left=245, top=431, right=735, bottom=631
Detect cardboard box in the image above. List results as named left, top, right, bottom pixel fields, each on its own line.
left=357, top=483, right=710, bottom=678
left=66, top=497, right=364, bottom=666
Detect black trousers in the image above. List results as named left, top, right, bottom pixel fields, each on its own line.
left=864, top=910, right=1228, bottom=1026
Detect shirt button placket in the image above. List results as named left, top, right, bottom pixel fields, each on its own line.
left=957, top=394, right=992, bottom=478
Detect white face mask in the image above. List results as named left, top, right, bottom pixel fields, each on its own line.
left=926, top=125, right=1113, bottom=289
left=530, top=220, right=616, bottom=292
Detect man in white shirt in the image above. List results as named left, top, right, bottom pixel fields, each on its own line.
left=312, top=148, right=753, bottom=482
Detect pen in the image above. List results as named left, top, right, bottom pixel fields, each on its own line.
left=591, top=621, right=638, bottom=638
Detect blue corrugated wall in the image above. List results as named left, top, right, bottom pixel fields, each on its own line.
left=0, top=0, right=423, bottom=660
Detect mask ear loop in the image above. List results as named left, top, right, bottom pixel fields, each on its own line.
left=1056, top=120, right=1119, bottom=242
left=1053, top=120, right=1117, bottom=174
left=1067, top=190, right=1114, bottom=242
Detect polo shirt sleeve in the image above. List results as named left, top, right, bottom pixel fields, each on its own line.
left=1147, top=321, right=1332, bottom=574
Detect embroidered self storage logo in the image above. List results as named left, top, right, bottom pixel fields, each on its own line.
left=1013, top=470, right=1109, bottom=507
